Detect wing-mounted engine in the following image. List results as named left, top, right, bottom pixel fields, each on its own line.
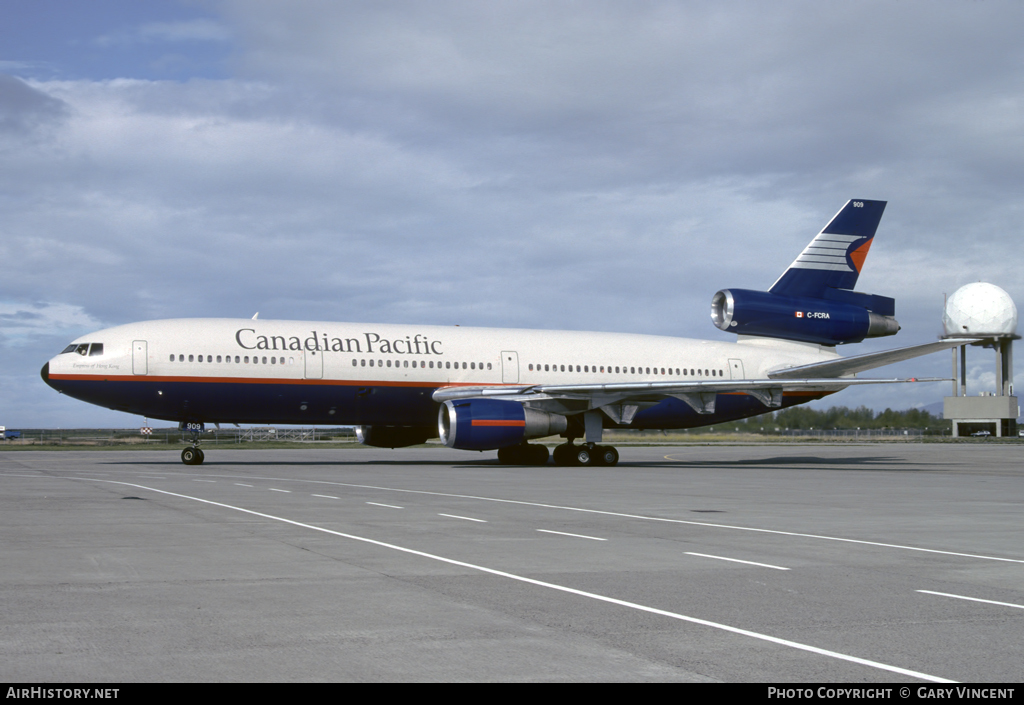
left=355, top=425, right=435, bottom=448
left=438, top=399, right=567, bottom=451
left=711, top=288, right=899, bottom=346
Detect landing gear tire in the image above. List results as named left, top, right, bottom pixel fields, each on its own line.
left=575, top=445, right=594, bottom=466
left=552, top=443, right=576, bottom=466
left=181, top=447, right=205, bottom=466
left=596, top=445, right=619, bottom=467
left=497, top=444, right=550, bottom=466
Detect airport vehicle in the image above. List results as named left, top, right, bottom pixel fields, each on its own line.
left=41, top=199, right=968, bottom=466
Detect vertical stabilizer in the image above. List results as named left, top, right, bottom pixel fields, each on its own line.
left=769, top=199, right=886, bottom=298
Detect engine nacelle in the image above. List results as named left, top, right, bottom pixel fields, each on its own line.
left=438, top=399, right=568, bottom=451
left=711, top=288, right=899, bottom=345
left=355, top=425, right=435, bottom=448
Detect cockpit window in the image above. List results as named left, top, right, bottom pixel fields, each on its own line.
left=61, top=343, right=103, bottom=356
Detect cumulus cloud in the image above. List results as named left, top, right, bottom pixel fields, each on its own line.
left=0, top=302, right=102, bottom=346
left=0, top=74, right=69, bottom=133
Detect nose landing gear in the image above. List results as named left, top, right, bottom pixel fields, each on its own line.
left=181, top=446, right=205, bottom=465
left=179, top=422, right=206, bottom=465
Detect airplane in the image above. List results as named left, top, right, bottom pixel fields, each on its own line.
left=41, top=199, right=970, bottom=467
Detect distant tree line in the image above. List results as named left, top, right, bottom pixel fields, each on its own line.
left=707, top=405, right=948, bottom=434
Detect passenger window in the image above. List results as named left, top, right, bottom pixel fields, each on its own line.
left=487, top=362, right=492, bottom=370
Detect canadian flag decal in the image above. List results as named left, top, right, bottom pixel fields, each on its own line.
left=795, top=311, right=804, bottom=318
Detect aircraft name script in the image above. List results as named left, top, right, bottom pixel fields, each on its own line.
left=234, top=329, right=444, bottom=355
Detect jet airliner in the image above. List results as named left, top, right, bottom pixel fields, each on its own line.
left=41, top=200, right=968, bottom=466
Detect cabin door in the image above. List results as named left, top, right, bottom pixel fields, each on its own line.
left=132, top=340, right=148, bottom=375
left=304, top=349, right=323, bottom=379
left=728, top=358, right=744, bottom=379
left=501, top=351, right=519, bottom=384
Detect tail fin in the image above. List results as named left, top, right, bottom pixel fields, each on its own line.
left=769, top=199, right=886, bottom=298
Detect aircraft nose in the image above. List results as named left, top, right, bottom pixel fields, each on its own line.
left=40, top=362, right=54, bottom=389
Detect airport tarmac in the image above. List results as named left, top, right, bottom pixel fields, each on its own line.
left=1, top=444, right=1022, bottom=683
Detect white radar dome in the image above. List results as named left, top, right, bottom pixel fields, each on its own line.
left=942, top=282, right=1018, bottom=337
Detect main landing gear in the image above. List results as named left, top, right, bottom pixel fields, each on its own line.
left=552, top=410, right=620, bottom=466
left=552, top=442, right=619, bottom=467
left=496, top=441, right=619, bottom=466
left=497, top=443, right=550, bottom=466
left=498, top=410, right=621, bottom=467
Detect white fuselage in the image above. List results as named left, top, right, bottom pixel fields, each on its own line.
left=43, top=318, right=841, bottom=429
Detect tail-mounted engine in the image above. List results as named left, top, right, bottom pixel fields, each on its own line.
left=438, top=399, right=568, bottom=451
left=711, top=288, right=899, bottom=346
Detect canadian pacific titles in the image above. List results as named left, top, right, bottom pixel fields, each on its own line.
left=235, top=329, right=444, bottom=355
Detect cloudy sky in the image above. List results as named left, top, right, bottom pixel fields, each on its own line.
left=3, top=0, right=1023, bottom=427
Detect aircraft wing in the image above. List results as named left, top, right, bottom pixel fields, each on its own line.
left=432, top=376, right=944, bottom=418
left=766, top=338, right=979, bottom=379
left=432, top=338, right=973, bottom=419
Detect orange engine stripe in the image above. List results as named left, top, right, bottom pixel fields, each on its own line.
left=471, top=420, right=526, bottom=427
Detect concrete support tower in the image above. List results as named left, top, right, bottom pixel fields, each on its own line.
left=942, top=283, right=1019, bottom=437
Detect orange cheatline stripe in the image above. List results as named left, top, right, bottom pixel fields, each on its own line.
left=471, top=419, right=526, bottom=427
left=48, top=374, right=507, bottom=389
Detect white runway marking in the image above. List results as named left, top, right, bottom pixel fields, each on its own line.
left=232, top=478, right=1023, bottom=566
left=269, top=488, right=291, bottom=493
left=366, top=502, right=403, bottom=509
left=917, top=590, right=1024, bottom=610
left=234, top=483, right=253, bottom=487
left=192, top=479, right=216, bottom=483
left=438, top=513, right=487, bottom=522
left=312, top=494, right=339, bottom=499
left=72, top=477, right=957, bottom=684
left=537, top=529, right=606, bottom=541
left=685, top=552, right=790, bottom=570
